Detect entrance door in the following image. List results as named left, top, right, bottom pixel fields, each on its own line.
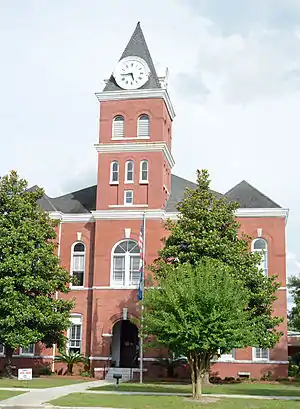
left=119, top=320, right=138, bottom=368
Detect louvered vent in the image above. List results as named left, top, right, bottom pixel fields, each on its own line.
left=137, top=114, right=150, bottom=138
left=113, top=116, right=124, bottom=138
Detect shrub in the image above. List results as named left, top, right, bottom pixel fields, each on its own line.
left=209, top=376, right=222, bottom=384
left=38, top=363, right=52, bottom=376
left=250, top=378, right=258, bottom=382
left=80, top=370, right=91, bottom=378
left=224, top=377, right=235, bottom=383
left=261, top=371, right=272, bottom=381
left=288, top=364, right=299, bottom=377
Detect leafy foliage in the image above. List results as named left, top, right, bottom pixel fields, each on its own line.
left=0, top=171, right=74, bottom=374
left=288, top=275, right=300, bottom=331
left=152, top=353, right=187, bottom=378
left=154, top=169, right=282, bottom=349
left=55, top=351, right=85, bottom=375
left=144, top=259, right=251, bottom=398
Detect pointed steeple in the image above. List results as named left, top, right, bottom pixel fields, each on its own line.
left=104, top=22, right=161, bottom=91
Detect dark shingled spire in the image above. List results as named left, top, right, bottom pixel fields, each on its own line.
left=104, top=22, right=161, bottom=91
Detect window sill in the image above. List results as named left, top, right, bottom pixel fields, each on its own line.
left=110, top=284, right=139, bottom=289
left=70, top=286, right=85, bottom=290
left=124, top=181, right=134, bottom=184
left=19, top=353, right=34, bottom=357
left=139, top=180, right=149, bottom=184
left=110, top=182, right=119, bottom=185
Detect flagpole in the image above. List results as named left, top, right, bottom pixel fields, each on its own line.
left=139, top=212, right=146, bottom=384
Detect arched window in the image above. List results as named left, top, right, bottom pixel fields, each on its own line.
left=140, top=160, right=148, bottom=183
left=71, top=242, right=85, bottom=287
left=125, top=160, right=134, bottom=183
left=112, top=115, right=124, bottom=138
left=111, top=240, right=140, bottom=287
left=137, top=114, right=150, bottom=138
left=252, top=238, right=268, bottom=276
left=110, top=161, right=119, bottom=184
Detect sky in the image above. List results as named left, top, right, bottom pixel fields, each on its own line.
left=0, top=0, right=299, bottom=302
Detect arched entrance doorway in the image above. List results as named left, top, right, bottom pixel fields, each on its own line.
left=111, top=320, right=139, bottom=368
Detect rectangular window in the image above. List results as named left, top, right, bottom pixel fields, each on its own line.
left=0, top=345, right=4, bottom=355
left=219, top=349, right=235, bottom=361
left=72, top=253, right=84, bottom=287
left=68, top=324, right=82, bottom=353
left=113, top=256, right=125, bottom=285
left=253, top=348, right=269, bottom=360
left=20, top=344, right=34, bottom=355
left=129, top=256, right=140, bottom=285
left=124, top=190, right=133, bottom=205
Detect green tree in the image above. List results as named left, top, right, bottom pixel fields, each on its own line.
left=144, top=260, right=251, bottom=399
left=155, top=169, right=282, bottom=349
left=288, top=275, right=300, bottom=331
left=0, top=171, right=74, bottom=376
left=55, top=351, right=85, bottom=375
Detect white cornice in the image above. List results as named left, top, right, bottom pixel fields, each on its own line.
left=92, top=209, right=165, bottom=220
left=165, top=208, right=289, bottom=221
left=95, top=88, right=175, bottom=120
left=49, top=207, right=289, bottom=223
left=94, top=141, right=175, bottom=168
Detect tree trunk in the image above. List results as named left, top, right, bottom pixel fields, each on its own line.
left=67, top=363, right=73, bottom=375
left=194, top=355, right=202, bottom=400
left=4, top=347, right=16, bottom=378
left=203, top=371, right=210, bottom=384
left=188, top=354, right=196, bottom=399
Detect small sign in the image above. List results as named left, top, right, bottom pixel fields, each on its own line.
left=18, top=368, right=32, bottom=380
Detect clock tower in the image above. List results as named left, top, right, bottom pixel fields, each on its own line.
left=94, top=22, right=175, bottom=211
left=89, top=22, right=175, bottom=365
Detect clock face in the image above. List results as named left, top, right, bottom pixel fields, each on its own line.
left=113, top=56, right=150, bottom=90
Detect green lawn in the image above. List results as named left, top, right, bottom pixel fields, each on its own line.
left=49, top=393, right=300, bottom=408
left=0, top=377, right=90, bottom=389
left=0, top=390, right=25, bottom=400
left=90, top=382, right=300, bottom=397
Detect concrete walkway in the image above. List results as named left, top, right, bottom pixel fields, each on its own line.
left=0, top=379, right=110, bottom=406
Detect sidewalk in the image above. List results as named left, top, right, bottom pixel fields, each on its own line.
left=0, top=379, right=110, bottom=406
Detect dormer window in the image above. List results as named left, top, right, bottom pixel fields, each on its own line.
left=137, top=114, right=150, bottom=138
left=125, top=160, right=134, bottom=183
left=112, top=115, right=124, bottom=138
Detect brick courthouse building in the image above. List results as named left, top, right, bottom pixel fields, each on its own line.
left=12, top=23, right=289, bottom=379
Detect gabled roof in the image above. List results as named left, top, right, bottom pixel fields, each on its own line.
left=103, top=22, right=161, bottom=91
left=165, top=175, right=222, bottom=212
left=225, top=180, right=280, bottom=209
left=36, top=176, right=281, bottom=214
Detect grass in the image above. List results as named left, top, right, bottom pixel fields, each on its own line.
left=0, top=390, right=25, bottom=400
left=0, top=376, right=90, bottom=389
left=49, top=393, right=300, bottom=408
left=90, top=382, right=300, bottom=397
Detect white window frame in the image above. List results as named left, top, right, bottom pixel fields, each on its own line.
left=124, top=190, right=133, bottom=205
left=70, top=242, right=86, bottom=289
left=0, top=345, right=4, bottom=356
left=252, top=238, right=268, bottom=276
left=139, top=160, right=148, bottom=184
left=137, top=114, right=150, bottom=139
left=252, top=347, right=269, bottom=361
left=110, top=161, right=119, bottom=184
left=20, top=344, right=35, bottom=356
left=67, top=314, right=82, bottom=354
left=112, top=115, right=125, bottom=139
left=219, top=349, right=235, bottom=361
left=110, top=240, right=141, bottom=288
left=125, top=160, right=134, bottom=184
